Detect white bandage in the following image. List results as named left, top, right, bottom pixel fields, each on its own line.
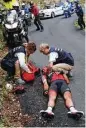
left=42, top=76, right=47, bottom=83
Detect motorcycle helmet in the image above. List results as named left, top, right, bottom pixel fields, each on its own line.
left=13, top=2, right=19, bottom=11
left=21, top=3, right=25, bottom=9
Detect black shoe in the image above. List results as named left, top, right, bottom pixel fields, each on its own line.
left=67, top=111, right=84, bottom=120
left=36, top=28, right=40, bottom=31
left=40, top=29, right=44, bottom=32
left=80, top=27, right=83, bottom=30
left=40, top=110, right=54, bottom=119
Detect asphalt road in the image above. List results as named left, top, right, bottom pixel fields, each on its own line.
left=18, top=14, right=85, bottom=127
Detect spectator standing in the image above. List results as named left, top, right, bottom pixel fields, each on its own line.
left=30, top=1, right=44, bottom=32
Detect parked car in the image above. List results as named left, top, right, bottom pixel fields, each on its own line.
left=39, top=4, right=64, bottom=19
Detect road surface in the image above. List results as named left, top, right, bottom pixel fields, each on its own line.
left=18, top=14, right=85, bottom=127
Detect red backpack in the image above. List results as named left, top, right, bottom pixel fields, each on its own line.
left=21, top=61, right=40, bottom=82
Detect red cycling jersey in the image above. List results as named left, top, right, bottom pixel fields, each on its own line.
left=30, top=5, right=39, bottom=16
left=42, top=72, right=67, bottom=84
left=42, top=66, right=68, bottom=84
left=51, top=72, right=66, bottom=82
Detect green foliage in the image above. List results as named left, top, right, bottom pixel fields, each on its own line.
left=80, top=0, right=85, bottom=4
left=74, top=20, right=79, bottom=28
left=0, top=79, right=7, bottom=127
left=0, top=25, right=5, bottom=50
left=0, top=121, right=4, bottom=127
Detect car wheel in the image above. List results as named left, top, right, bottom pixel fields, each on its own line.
left=51, top=12, right=55, bottom=18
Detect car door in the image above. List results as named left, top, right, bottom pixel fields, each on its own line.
left=55, top=6, right=64, bottom=15
left=50, top=6, right=56, bottom=16
left=53, top=7, right=58, bottom=15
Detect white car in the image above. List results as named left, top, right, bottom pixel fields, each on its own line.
left=39, top=5, right=64, bottom=18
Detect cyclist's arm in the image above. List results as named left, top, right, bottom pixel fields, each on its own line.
left=42, top=74, right=49, bottom=91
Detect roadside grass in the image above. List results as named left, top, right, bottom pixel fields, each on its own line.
left=80, top=0, right=85, bottom=5
left=74, top=20, right=79, bottom=28
left=0, top=24, right=5, bottom=50
left=0, top=24, right=4, bottom=126
left=0, top=23, right=14, bottom=126
left=0, top=24, right=9, bottom=127
left=0, top=24, right=32, bottom=127
left=0, top=78, right=8, bottom=127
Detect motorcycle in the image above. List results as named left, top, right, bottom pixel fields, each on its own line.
left=63, top=2, right=75, bottom=18
left=64, top=9, right=71, bottom=18
left=24, top=13, right=32, bottom=26
left=3, top=10, right=29, bottom=49
left=63, top=6, right=71, bottom=18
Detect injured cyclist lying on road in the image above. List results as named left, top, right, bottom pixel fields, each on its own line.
left=40, top=66, right=84, bottom=120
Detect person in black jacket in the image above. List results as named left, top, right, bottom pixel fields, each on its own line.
left=1, top=42, right=36, bottom=84
left=39, top=43, right=74, bottom=77
left=75, top=1, right=85, bottom=29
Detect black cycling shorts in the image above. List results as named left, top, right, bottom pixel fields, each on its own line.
left=50, top=80, right=71, bottom=95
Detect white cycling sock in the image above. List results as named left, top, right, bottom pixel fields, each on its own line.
left=47, top=107, right=53, bottom=112
left=69, top=106, right=78, bottom=113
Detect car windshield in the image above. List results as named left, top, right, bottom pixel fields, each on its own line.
left=44, top=6, right=51, bottom=9
left=7, top=10, right=18, bottom=19
left=6, top=10, right=18, bottom=23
